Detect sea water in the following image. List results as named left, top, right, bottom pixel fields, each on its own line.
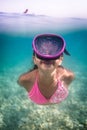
left=0, top=12, right=87, bottom=130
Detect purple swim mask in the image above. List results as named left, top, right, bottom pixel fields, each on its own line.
left=32, top=34, right=70, bottom=60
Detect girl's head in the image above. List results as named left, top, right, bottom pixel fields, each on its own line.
left=32, top=33, right=70, bottom=61
left=31, top=34, right=70, bottom=72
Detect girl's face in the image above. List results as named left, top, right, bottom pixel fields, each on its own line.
left=33, top=55, right=63, bottom=72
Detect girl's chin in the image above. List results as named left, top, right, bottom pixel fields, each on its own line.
left=41, top=63, right=54, bottom=68
left=40, top=64, right=55, bottom=71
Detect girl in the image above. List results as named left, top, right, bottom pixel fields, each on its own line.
left=18, top=34, right=74, bottom=105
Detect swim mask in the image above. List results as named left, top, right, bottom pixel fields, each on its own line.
left=32, top=34, right=70, bottom=60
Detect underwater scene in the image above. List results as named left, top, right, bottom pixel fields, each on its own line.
left=0, top=12, right=87, bottom=130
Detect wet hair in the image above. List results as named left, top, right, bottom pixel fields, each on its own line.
left=28, top=52, right=37, bottom=72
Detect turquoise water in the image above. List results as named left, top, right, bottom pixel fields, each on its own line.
left=0, top=12, right=87, bottom=130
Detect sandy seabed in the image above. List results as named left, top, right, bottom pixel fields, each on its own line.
left=0, top=67, right=87, bottom=130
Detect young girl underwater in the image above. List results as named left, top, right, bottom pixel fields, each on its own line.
left=18, top=33, right=74, bottom=105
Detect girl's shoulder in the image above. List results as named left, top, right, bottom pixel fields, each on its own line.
left=63, top=68, right=74, bottom=79
left=17, top=69, right=38, bottom=91
left=58, top=65, right=74, bottom=78
left=57, top=65, right=75, bottom=87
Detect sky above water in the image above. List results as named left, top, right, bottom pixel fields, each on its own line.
left=0, top=0, right=87, bottom=18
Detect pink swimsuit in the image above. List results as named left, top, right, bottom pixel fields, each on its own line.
left=28, top=78, right=68, bottom=105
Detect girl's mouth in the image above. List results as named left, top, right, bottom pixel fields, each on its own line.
left=41, top=60, right=54, bottom=65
